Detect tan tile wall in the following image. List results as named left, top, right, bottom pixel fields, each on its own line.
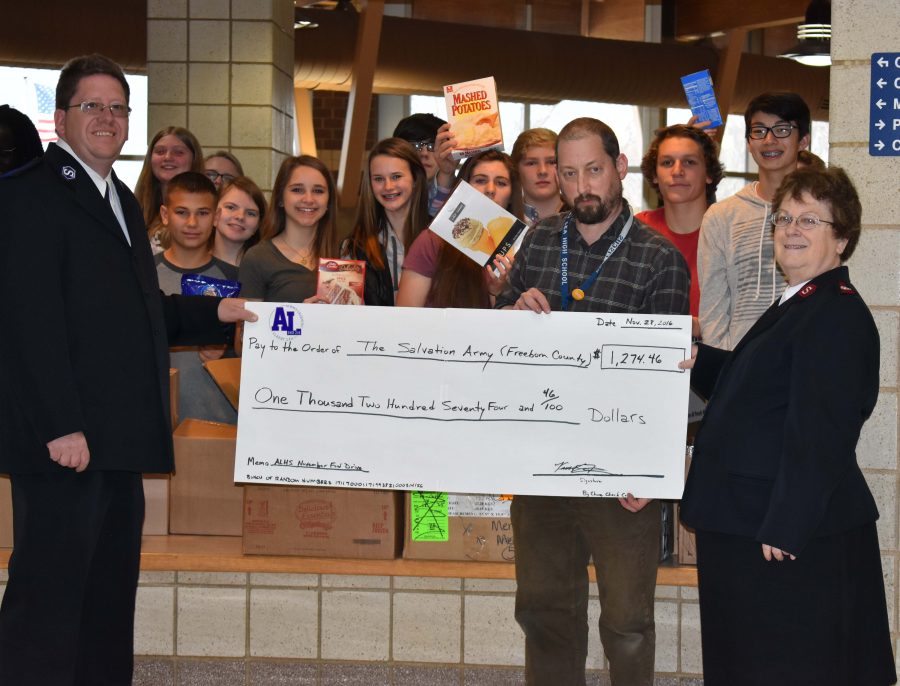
left=130, top=571, right=705, bottom=678
left=832, top=0, right=900, bottom=671
left=146, top=0, right=295, bottom=192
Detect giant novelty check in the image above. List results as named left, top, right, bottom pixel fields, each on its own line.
left=234, top=303, right=692, bottom=499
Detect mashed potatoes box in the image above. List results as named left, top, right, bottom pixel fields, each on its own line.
left=403, top=492, right=515, bottom=563
left=444, top=76, right=503, bottom=160
left=243, top=486, right=402, bottom=559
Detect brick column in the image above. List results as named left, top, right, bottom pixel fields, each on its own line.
left=146, top=0, right=295, bottom=192
left=831, top=0, right=900, bottom=653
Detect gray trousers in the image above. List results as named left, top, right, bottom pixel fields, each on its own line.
left=511, top=495, right=660, bottom=686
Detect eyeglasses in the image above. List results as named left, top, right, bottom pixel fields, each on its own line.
left=205, top=170, right=236, bottom=184
left=771, top=211, right=834, bottom=230
left=410, top=140, right=435, bottom=153
left=65, top=101, right=132, bottom=118
left=748, top=124, right=795, bottom=140
left=0, top=146, right=15, bottom=154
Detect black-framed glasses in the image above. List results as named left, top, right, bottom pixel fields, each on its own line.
left=205, top=170, right=236, bottom=184
left=771, top=211, right=834, bottom=230
left=410, top=139, right=435, bottom=153
left=748, top=123, right=795, bottom=140
left=64, top=101, right=131, bottom=118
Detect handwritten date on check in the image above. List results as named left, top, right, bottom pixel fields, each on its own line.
left=234, top=304, right=691, bottom=499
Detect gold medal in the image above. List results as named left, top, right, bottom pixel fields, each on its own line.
left=572, top=288, right=585, bottom=301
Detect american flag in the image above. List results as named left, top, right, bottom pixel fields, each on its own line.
left=33, top=83, right=57, bottom=144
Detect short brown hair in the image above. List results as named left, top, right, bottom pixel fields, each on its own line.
left=56, top=54, right=130, bottom=110
left=557, top=118, right=619, bottom=161
left=640, top=124, right=724, bottom=206
left=163, top=171, right=217, bottom=206
left=511, top=128, right=557, bottom=169
left=772, top=167, right=862, bottom=261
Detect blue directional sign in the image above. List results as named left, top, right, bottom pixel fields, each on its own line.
left=870, top=53, right=900, bottom=156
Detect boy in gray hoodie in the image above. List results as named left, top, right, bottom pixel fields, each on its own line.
left=698, top=92, right=811, bottom=349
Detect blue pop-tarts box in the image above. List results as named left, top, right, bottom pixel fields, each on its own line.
left=680, top=69, right=723, bottom=128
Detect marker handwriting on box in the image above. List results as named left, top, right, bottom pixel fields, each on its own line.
left=680, top=69, right=723, bottom=128
left=411, top=491, right=449, bottom=541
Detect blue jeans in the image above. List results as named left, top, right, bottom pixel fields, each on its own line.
left=512, top=496, right=660, bottom=686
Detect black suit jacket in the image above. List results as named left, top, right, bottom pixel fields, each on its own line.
left=0, top=143, right=224, bottom=474
left=680, top=266, right=880, bottom=554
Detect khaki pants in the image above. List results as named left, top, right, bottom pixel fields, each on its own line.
left=511, top=496, right=660, bottom=686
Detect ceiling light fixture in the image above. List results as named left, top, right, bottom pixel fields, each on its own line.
left=779, top=0, right=831, bottom=67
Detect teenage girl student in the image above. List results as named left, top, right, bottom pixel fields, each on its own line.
left=213, top=176, right=265, bottom=267
left=396, top=150, right=521, bottom=309
left=135, top=126, right=204, bottom=253
left=342, top=138, right=430, bottom=306
left=204, top=150, right=244, bottom=190
left=238, top=155, right=339, bottom=302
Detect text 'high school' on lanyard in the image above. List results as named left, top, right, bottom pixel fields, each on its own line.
left=560, top=210, right=633, bottom=311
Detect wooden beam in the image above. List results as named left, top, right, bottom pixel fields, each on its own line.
left=293, top=88, right=318, bottom=157
left=675, top=0, right=807, bottom=39
left=713, top=28, right=747, bottom=146
left=337, top=0, right=385, bottom=209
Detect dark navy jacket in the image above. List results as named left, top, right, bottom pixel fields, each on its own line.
left=680, top=266, right=880, bottom=554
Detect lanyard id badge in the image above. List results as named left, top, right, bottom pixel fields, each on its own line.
left=560, top=211, right=633, bottom=310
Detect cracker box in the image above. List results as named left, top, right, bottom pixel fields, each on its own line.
left=444, top=76, right=503, bottom=160
left=317, top=258, right=365, bottom=305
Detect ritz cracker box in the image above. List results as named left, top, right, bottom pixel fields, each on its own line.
left=444, top=76, right=504, bottom=160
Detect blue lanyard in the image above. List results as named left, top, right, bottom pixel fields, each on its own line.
left=560, top=210, right=633, bottom=311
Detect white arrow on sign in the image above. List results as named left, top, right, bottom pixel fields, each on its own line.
left=876, top=119, right=886, bottom=130
left=877, top=99, right=886, bottom=109
left=877, top=57, right=889, bottom=67
left=877, top=78, right=887, bottom=88
left=874, top=140, right=885, bottom=150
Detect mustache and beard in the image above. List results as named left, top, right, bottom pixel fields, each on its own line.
left=570, top=177, right=624, bottom=225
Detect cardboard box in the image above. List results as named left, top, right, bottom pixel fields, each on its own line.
left=170, top=367, right=179, bottom=427
left=243, top=485, right=401, bottom=559
left=0, top=475, right=12, bottom=548
left=403, top=493, right=515, bottom=563
left=169, top=418, right=243, bottom=536
left=204, top=357, right=241, bottom=411
left=142, top=474, right=169, bottom=536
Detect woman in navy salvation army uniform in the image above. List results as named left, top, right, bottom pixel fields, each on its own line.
left=679, top=167, right=896, bottom=686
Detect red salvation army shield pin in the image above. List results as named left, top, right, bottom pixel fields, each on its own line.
left=799, top=283, right=817, bottom=298
left=838, top=281, right=856, bottom=295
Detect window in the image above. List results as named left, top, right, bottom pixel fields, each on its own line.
left=0, top=66, right=148, bottom=190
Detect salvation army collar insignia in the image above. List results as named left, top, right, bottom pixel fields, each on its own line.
left=61, top=165, right=76, bottom=181
left=838, top=281, right=856, bottom=295
left=798, top=283, right=817, bottom=298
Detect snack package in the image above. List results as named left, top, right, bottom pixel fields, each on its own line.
left=680, top=69, right=723, bottom=128
left=444, top=76, right=504, bottom=160
left=317, top=259, right=365, bottom=305
left=181, top=273, right=241, bottom=297
left=429, top=180, right=527, bottom=268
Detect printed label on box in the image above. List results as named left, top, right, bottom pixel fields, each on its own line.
left=410, top=491, right=449, bottom=541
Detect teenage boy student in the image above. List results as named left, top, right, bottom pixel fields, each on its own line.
left=511, top=128, right=566, bottom=225
left=698, top=92, right=811, bottom=349
left=637, top=124, right=724, bottom=328
left=496, top=118, right=690, bottom=686
left=155, top=171, right=239, bottom=424
left=393, top=112, right=457, bottom=214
